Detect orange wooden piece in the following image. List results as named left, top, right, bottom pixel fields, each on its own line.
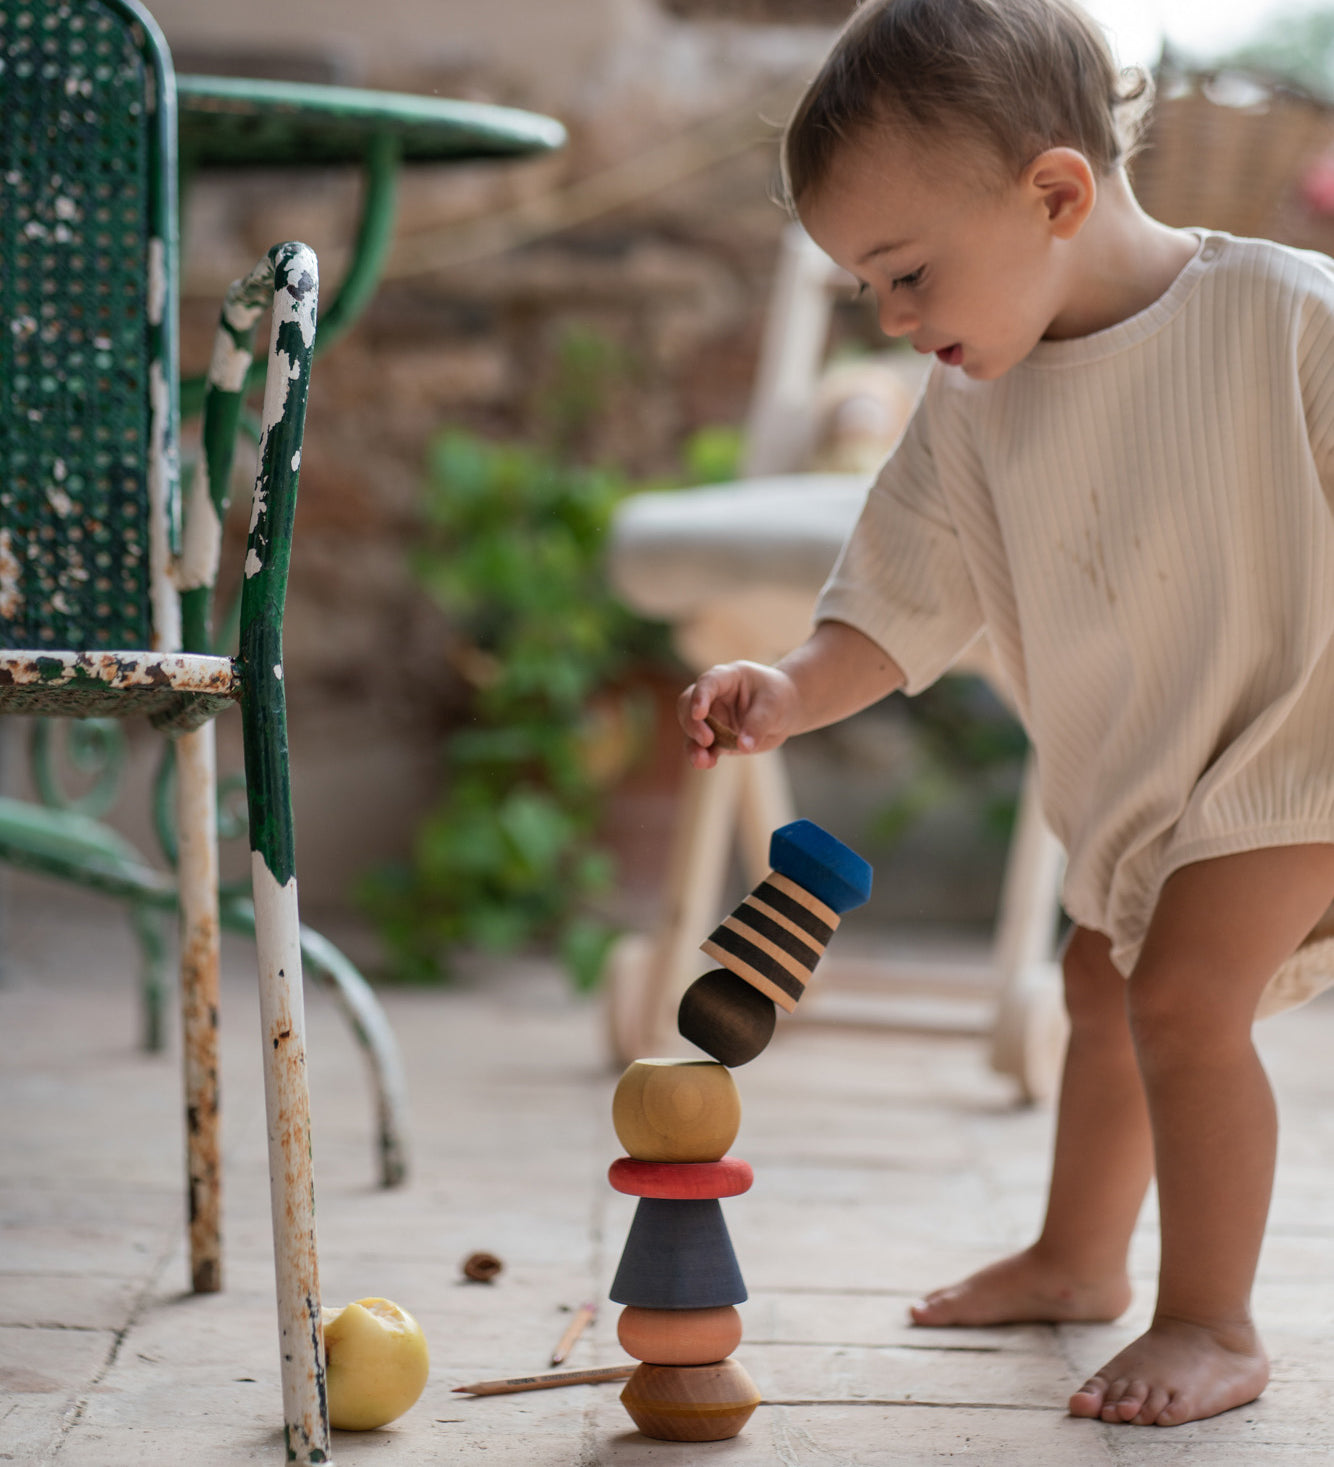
left=620, top=1358, right=761, bottom=1442
left=617, top=1305, right=742, bottom=1366
left=608, top=1155, right=753, bottom=1200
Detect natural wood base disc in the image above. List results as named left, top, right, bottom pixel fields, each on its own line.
left=612, top=1058, right=741, bottom=1162
left=608, top=1154, right=753, bottom=1200
left=620, top=1359, right=761, bottom=1441
left=617, top=1305, right=743, bottom=1365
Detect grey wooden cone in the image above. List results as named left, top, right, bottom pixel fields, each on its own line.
left=610, top=1198, right=747, bottom=1309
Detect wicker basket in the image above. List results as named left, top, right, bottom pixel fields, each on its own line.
left=1132, top=69, right=1334, bottom=252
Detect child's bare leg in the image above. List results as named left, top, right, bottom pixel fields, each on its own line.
left=1070, top=843, right=1334, bottom=1427
left=912, top=925, right=1153, bottom=1325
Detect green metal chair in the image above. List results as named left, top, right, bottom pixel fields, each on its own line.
left=0, top=1, right=386, bottom=1458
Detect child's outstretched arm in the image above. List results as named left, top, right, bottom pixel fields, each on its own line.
left=678, top=619, right=906, bottom=769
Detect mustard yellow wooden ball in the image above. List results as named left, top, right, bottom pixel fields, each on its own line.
left=612, top=1058, right=741, bottom=1162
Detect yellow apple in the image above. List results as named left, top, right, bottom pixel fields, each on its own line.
left=321, top=1297, right=430, bottom=1430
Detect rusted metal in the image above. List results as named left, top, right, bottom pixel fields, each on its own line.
left=0, top=650, right=238, bottom=695
left=252, top=853, right=329, bottom=1464
left=177, top=722, right=222, bottom=1294
left=231, top=244, right=331, bottom=1464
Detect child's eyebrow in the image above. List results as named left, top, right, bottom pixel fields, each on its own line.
left=857, top=239, right=915, bottom=265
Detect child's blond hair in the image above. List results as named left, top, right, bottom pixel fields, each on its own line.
left=781, top=0, right=1152, bottom=206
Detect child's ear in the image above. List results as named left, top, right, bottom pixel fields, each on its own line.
left=1026, top=148, right=1096, bottom=239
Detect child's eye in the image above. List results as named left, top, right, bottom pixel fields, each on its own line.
left=892, top=267, right=926, bottom=291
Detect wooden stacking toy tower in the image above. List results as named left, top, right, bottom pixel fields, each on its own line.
left=608, top=820, right=871, bottom=1442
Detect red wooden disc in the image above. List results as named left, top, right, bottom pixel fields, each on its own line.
left=608, top=1155, right=753, bottom=1200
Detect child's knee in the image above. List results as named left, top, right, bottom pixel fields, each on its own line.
left=1124, top=953, right=1248, bottom=1065
left=1061, top=927, right=1126, bottom=1028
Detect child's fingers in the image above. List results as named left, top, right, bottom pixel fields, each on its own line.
left=678, top=664, right=768, bottom=758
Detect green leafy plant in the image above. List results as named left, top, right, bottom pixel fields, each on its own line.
left=359, top=427, right=667, bottom=988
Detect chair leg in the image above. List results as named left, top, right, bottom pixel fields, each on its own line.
left=987, top=752, right=1068, bottom=1101
left=175, top=723, right=222, bottom=1293
left=250, top=849, right=329, bottom=1463
left=636, top=758, right=747, bottom=1056
left=734, top=750, right=797, bottom=885
left=132, top=902, right=171, bottom=1054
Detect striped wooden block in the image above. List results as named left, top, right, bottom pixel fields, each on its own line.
left=699, top=820, right=872, bottom=1013
left=701, top=870, right=839, bottom=1012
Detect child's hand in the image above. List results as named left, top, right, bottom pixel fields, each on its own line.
left=677, top=661, right=800, bottom=770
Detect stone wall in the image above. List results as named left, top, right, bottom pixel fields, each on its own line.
left=152, top=1, right=872, bottom=936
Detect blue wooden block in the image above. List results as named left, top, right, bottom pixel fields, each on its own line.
left=610, top=1199, right=747, bottom=1309
left=768, top=819, right=872, bottom=915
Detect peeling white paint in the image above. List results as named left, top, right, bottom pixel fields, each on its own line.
left=273, top=664, right=283, bottom=680
left=291, top=280, right=318, bottom=350
left=147, top=359, right=182, bottom=652
left=52, top=458, right=67, bottom=482
left=147, top=237, right=166, bottom=328
left=261, top=348, right=296, bottom=434
left=245, top=547, right=263, bottom=579
left=45, top=486, right=72, bottom=517
left=246, top=850, right=325, bottom=1460
left=208, top=330, right=253, bottom=394
left=291, top=449, right=301, bottom=473
left=176, top=458, right=223, bottom=593
left=0, top=651, right=236, bottom=694
left=0, top=529, right=22, bottom=620
left=10, top=315, right=37, bottom=340
left=248, top=479, right=268, bottom=536
left=221, top=295, right=265, bottom=336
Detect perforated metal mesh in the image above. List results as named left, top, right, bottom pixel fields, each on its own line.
left=0, top=0, right=155, bottom=650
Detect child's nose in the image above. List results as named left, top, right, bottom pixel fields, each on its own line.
left=879, top=300, right=918, bottom=338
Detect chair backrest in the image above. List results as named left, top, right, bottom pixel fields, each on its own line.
left=739, top=223, right=923, bottom=480
left=0, top=0, right=180, bottom=654
left=739, top=224, right=848, bottom=478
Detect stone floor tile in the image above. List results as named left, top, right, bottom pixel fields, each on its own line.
left=7, top=873, right=1334, bottom=1464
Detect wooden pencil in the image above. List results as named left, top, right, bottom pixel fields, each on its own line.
left=453, top=1363, right=635, bottom=1396
left=551, top=1301, right=597, bottom=1365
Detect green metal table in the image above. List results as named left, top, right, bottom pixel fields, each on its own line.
left=175, top=75, right=567, bottom=410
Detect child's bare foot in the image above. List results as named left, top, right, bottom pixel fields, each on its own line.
left=1068, top=1316, right=1268, bottom=1426
left=909, top=1246, right=1132, bottom=1326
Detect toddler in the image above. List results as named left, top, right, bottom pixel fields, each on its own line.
left=678, top=0, right=1334, bottom=1429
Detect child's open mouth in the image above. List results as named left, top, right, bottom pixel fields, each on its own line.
left=935, top=344, right=963, bottom=366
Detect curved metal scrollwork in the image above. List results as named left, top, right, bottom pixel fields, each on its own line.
left=30, top=718, right=127, bottom=818
left=151, top=741, right=249, bottom=869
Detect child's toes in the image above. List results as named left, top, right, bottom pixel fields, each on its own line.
left=1111, top=1379, right=1150, bottom=1421
left=1130, top=1385, right=1172, bottom=1425
left=1068, top=1376, right=1108, bottom=1417
left=1098, top=1377, right=1134, bottom=1421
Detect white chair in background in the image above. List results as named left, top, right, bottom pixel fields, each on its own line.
left=605, top=224, right=1068, bottom=1103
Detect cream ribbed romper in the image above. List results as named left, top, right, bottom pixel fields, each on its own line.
left=817, top=231, right=1334, bottom=1015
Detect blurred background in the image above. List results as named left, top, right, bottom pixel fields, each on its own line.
left=53, top=0, right=1334, bottom=987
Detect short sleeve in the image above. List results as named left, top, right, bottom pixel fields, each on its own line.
left=814, top=385, right=984, bottom=694
left=1298, top=262, right=1334, bottom=504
